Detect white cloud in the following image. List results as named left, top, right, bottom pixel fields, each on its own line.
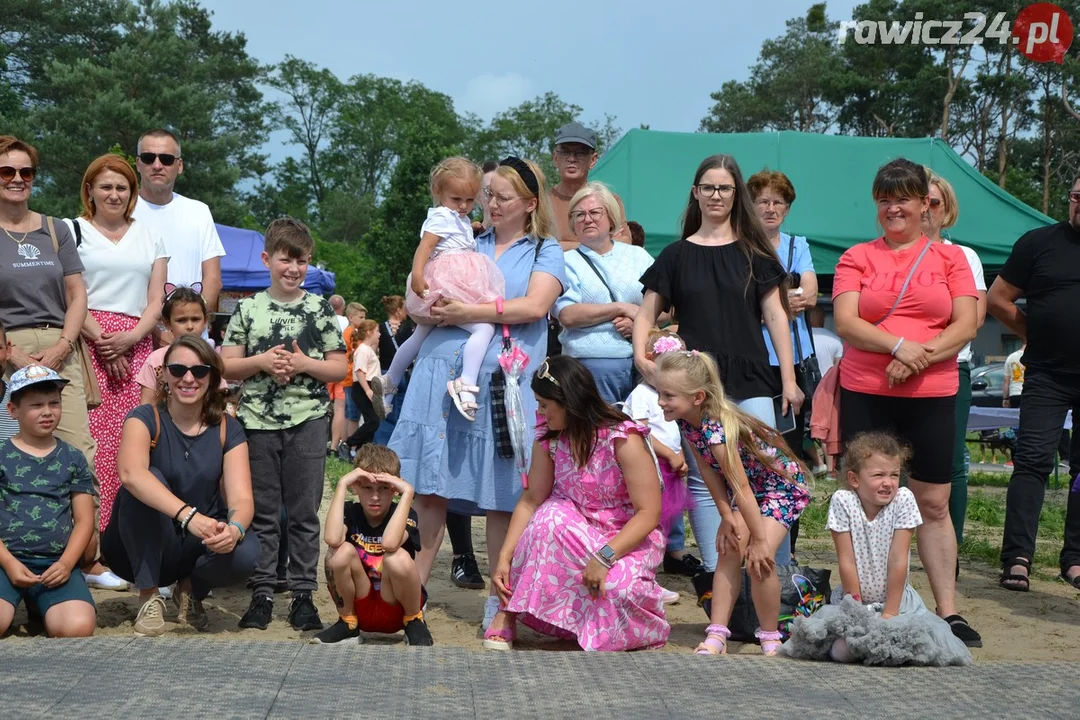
left=459, top=73, right=534, bottom=120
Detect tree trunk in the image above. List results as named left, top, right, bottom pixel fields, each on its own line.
left=1043, top=100, right=1053, bottom=214
left=997, top=49, right=1013, bottom=189
left=940, top=46, right=972, bottom=142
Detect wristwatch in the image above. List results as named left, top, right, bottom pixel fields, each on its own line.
left=597, top=544, right=616, bottom=565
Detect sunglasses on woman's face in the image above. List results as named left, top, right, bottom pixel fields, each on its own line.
left=166, top=363, right=211, bottom=380
left=138, top=152, right=180, bottom=166
left=537, top=359, right=560, bottom=386
left=0, top=166, right=36, bottom=183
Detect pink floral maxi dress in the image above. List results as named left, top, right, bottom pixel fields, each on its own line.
left=506, top=420, right=670, bottom=651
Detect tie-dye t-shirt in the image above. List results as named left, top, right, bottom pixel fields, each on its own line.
left=223, top=290, right=346, bottom=431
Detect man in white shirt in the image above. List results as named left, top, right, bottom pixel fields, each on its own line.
left=1003, top=344, right=1026, bottom=408
left=808, top=306, right=843, bottom=375
left=328, top=295, right=350, bottom=334
left=131, top=128, right=225, bottom=321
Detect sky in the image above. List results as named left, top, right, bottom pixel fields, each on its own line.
left=202, top=0, right=862, bottom=162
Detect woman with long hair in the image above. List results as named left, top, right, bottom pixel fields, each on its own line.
left=484, top=355, right=668, bottom=651
left=104, top=336, right=259, bottom=636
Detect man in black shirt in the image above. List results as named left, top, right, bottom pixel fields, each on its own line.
left=988, top=174, right=1080, bottom=591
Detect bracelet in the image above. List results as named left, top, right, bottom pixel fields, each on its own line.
left=180, top=507, right=198, bottom=532
left=495, top=297, right=504, bottom=315
left=228, top=521, right=246, bottom=540
left=173, top=504, right=190, bottom=523
left=60, top=336, right=76, bottom=353
left=592, top=551, right=614, bottom=570
left=890, top=337, right=905, bottom=356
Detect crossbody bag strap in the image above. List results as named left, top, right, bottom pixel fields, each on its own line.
left=575, top=248, right=617, bottom=303
left=150, top=404, right=162, bottom=450
left=384, top=321, right=400, bottom=351
left=873, top=240, right=932, bottom=327
left=784, top=234, right=819, bottom=359
left=45, top=216, right=59, bottom=253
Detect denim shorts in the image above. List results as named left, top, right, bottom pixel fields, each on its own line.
left=344, top=384, right=361, bottom=421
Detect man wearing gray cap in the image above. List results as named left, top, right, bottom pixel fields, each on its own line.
left=549, top=122, right=631, bottom=250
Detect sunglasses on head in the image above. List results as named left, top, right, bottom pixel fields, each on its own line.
left=537, top=359, right=560, bottom=386
left=138, top=152, right=180, bottom=166
left=0, top=166, right=36, bottom=183
left=166, top=363, right=211, bottom=380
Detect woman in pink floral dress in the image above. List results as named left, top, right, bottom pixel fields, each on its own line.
left=485, top=355, right=669, bottom=651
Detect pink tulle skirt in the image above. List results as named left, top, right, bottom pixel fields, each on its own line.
left=659, top=458, right=694, bottom=536
left=405, top=250, right=506, bottom=320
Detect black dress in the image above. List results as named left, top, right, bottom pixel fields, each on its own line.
left=640, top=240, right=785, bottom=401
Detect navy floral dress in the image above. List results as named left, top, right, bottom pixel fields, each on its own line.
left=677, top=415, right=809, bottom=528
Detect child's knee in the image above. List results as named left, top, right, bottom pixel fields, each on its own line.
left=329, top=544, right=358, bottom=571
left=0, top=600, right=14, bottom=635
left=45, top=603, right=97, bottom=638
left=381, top=548, right=417, bottom=578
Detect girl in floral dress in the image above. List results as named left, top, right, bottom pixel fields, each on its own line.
left=655, top=350, right=810, bottom=656
left=484, top=355, right=669, bottom=651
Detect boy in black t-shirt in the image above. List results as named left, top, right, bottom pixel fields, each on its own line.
left=313, top=445, right=433, bottom=645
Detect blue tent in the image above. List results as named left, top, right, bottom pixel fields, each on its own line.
left=217, top=224, right=336, bottom=295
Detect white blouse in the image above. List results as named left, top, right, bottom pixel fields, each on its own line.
left=70, top=218, right=168, bottom=317
left=421, top=207, right=475, bottom=257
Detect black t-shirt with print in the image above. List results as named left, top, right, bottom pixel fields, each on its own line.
left=999, top=221, right=1080, bottom=375
left=343, top=502, right=420, bottom=588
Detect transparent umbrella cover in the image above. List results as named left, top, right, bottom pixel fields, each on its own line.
left=498, top=324, right=532, bottom=489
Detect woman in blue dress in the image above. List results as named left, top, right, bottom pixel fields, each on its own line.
left=389, top=156, right=565, bottom=629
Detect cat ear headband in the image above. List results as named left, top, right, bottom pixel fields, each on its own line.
left=164, top=282, right=203, bottom=302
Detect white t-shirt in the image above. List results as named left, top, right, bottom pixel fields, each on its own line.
left=1005, top=348, right=1026, bottom=398
left=946, top=241, right=985, bottom=364
left=826, top=487, right=922, bottom=604
left=422, top=207, right=475, bottom=256
left=624, top=383, right=681, bottom=453
left=811, top=327, right=844, bottom=376
left=335, top=315, right=350, bottom=334
left=68, top=218, right=168, bottom=317
left=132, top=193, right=224, bottom=287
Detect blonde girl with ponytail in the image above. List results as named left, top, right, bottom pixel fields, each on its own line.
left=654, top=350, right=810, bottom=656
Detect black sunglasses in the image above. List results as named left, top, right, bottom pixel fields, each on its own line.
left=0, top=166, right=36, bottom=182
left=166, top=363, right=211, bottom=380
left=138, top=152, right=180, bottom=166
left=1069, top=191, right=1080, bottom=203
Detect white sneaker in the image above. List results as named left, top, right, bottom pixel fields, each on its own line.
left=86, top=570, right=131, bottom=591
left=661, top=587, right=681, bottom=605
left=481, top=595, right=501, bottom=631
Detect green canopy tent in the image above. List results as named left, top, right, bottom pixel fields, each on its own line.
left=590, top=129, right=1054, bottom=273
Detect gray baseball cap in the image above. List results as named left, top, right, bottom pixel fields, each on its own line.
left=554, top=122, right=597, bottom=150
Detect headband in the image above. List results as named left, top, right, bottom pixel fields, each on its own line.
left=500, top=156, right=539, bottom=196
left=164, top=282, right=203, bottom=302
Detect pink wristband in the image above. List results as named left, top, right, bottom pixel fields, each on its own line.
left=495, top=297, right=504, bottom=315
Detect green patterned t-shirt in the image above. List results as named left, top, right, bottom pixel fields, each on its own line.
left=223, top=290, right=346, bottom=431
left=0, top=438, right=97, bottom=560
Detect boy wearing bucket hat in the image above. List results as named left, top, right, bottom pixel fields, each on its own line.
left=0, top=365, right=97, bottom=637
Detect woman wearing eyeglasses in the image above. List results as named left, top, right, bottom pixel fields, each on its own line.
left=553, top=183, right=655, bottom=404
left=68, top=154, right=169, bottom=538
left=0, top=136, right=96, bottom=466
left=105, top=336, right=258, bottom=636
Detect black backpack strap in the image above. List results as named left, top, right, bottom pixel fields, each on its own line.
left=72, top=218, right=82, bottom=247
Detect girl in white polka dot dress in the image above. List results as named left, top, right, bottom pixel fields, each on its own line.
left=780, top=432, right=971, bottom=666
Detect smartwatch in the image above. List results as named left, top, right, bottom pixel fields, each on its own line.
left=598, top=544, right=616, bottom=565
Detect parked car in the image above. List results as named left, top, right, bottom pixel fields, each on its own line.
left=970, top=363, right=1006, bottom=407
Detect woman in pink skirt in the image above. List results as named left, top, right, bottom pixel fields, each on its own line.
left=71, top=154, right=167, bottom=541
left=485, top=355, right=669, bottom=651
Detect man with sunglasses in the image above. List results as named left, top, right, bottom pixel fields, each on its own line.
left=131, top=128, right=225, bottom=323
left=549, top=122, right=631, bottom=251
left=989, top=174, right=1080, bottom=593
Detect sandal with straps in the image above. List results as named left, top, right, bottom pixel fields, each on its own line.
left=756, top=629, right=784, bottom=656
left=482, top=613, right=516, bottom=651
left=1000, top=557, right=1031, bottom=592
left=694, top=624, right=730, bottom=655
left=447, top=379, right=480, bottom=422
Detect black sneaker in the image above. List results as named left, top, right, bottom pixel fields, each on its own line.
left=239, top=594, right=274, bottom=630
left=403, top=617, right=434, bottom=646
left=335, top=443, right=352, bottom=463
left=451, top=553, right=486, bottom=590
left=944, top=614, right=983, bottom=648
left=312, top=618, right=361, bottom=644
left=288, top=591, right=323, bottom=631
left=663, top=552, right=702, bottom=577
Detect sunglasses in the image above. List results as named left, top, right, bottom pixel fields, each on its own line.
left=138, top=152, right=180, bottom=166
left=166, top=363, right=212, bottom=380
left=1069, top=191, right=1080, bottom=203
left=0, top=166, right=36, bottom=183
left=537, top=359, right=560, bottom=386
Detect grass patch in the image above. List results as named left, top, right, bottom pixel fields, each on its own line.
left=325, top=456, right=352, bottom=488
left=966, top=491, right=1005, bottom=526
left=968, top=470, right=1011, bottom=488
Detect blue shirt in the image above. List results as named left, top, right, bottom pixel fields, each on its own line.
left=555, top=243, right=655, bottom=359
left=763, top=233, right=815, bottom=365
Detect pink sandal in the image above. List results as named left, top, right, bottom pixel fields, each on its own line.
left=694, top=624, right=730, bottom=655
left=756, top=629, right=783, bottom=656
left=447, top=379, right=480, bottom=422
left=483, top=616, right=516, bottom=651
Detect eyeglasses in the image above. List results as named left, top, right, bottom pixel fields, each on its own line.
left=166, top=363, right=212, bottom=380
left=570, top=208, right=607, bottom=223
left=537, top=359, right=560, bottom=386
left=0, top=166, right=36, bottom=183
left=696, top=183, right=735, bottom=199
left=483, top=188, right=519, bottom=205
left=1069, top=191, right=1080, bottom=203
left=555, top=148, right=594, bottom=161
left=755, top=199, right=788, bottom=209
left=138, top=152, right=180, bottom=166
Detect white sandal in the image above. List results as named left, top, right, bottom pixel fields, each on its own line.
left=447, top=378, right=480, bottom=421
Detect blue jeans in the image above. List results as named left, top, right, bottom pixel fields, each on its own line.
left=674, top=396, right=792, bottom=571
left=373, top=379, right=407, bottom=445
left=578, top=357, right=635, bottom=405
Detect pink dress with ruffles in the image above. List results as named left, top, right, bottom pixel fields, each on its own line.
left=505, top=419, right=670, bottom=651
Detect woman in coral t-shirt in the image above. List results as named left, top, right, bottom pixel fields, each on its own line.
left=832, top=158, right=980, bottom=649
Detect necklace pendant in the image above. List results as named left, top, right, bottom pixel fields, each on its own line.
left=185, top=450, right=190, bottom=460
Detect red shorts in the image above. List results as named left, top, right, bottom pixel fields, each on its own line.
left=354, top=587, right=406, bottom=634
left=328, top=381, right=345, bottom=401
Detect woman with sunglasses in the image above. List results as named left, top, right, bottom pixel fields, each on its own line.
left=484, top=355, right=668, bottom=651
left=0, top=136, right=96, bottom=466
left=105, top=335, right=258, bottom=636
left=68, top=154, right=169, bottom=538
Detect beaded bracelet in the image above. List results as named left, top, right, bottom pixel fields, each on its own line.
left=180, top=506, right=198, bottom=532
left=173, top=504, right=190, bottom=523
left=228, top=521, right=246, bottom=540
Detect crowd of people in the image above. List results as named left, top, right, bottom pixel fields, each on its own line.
left=1, top=122, right=1078, bottom=661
